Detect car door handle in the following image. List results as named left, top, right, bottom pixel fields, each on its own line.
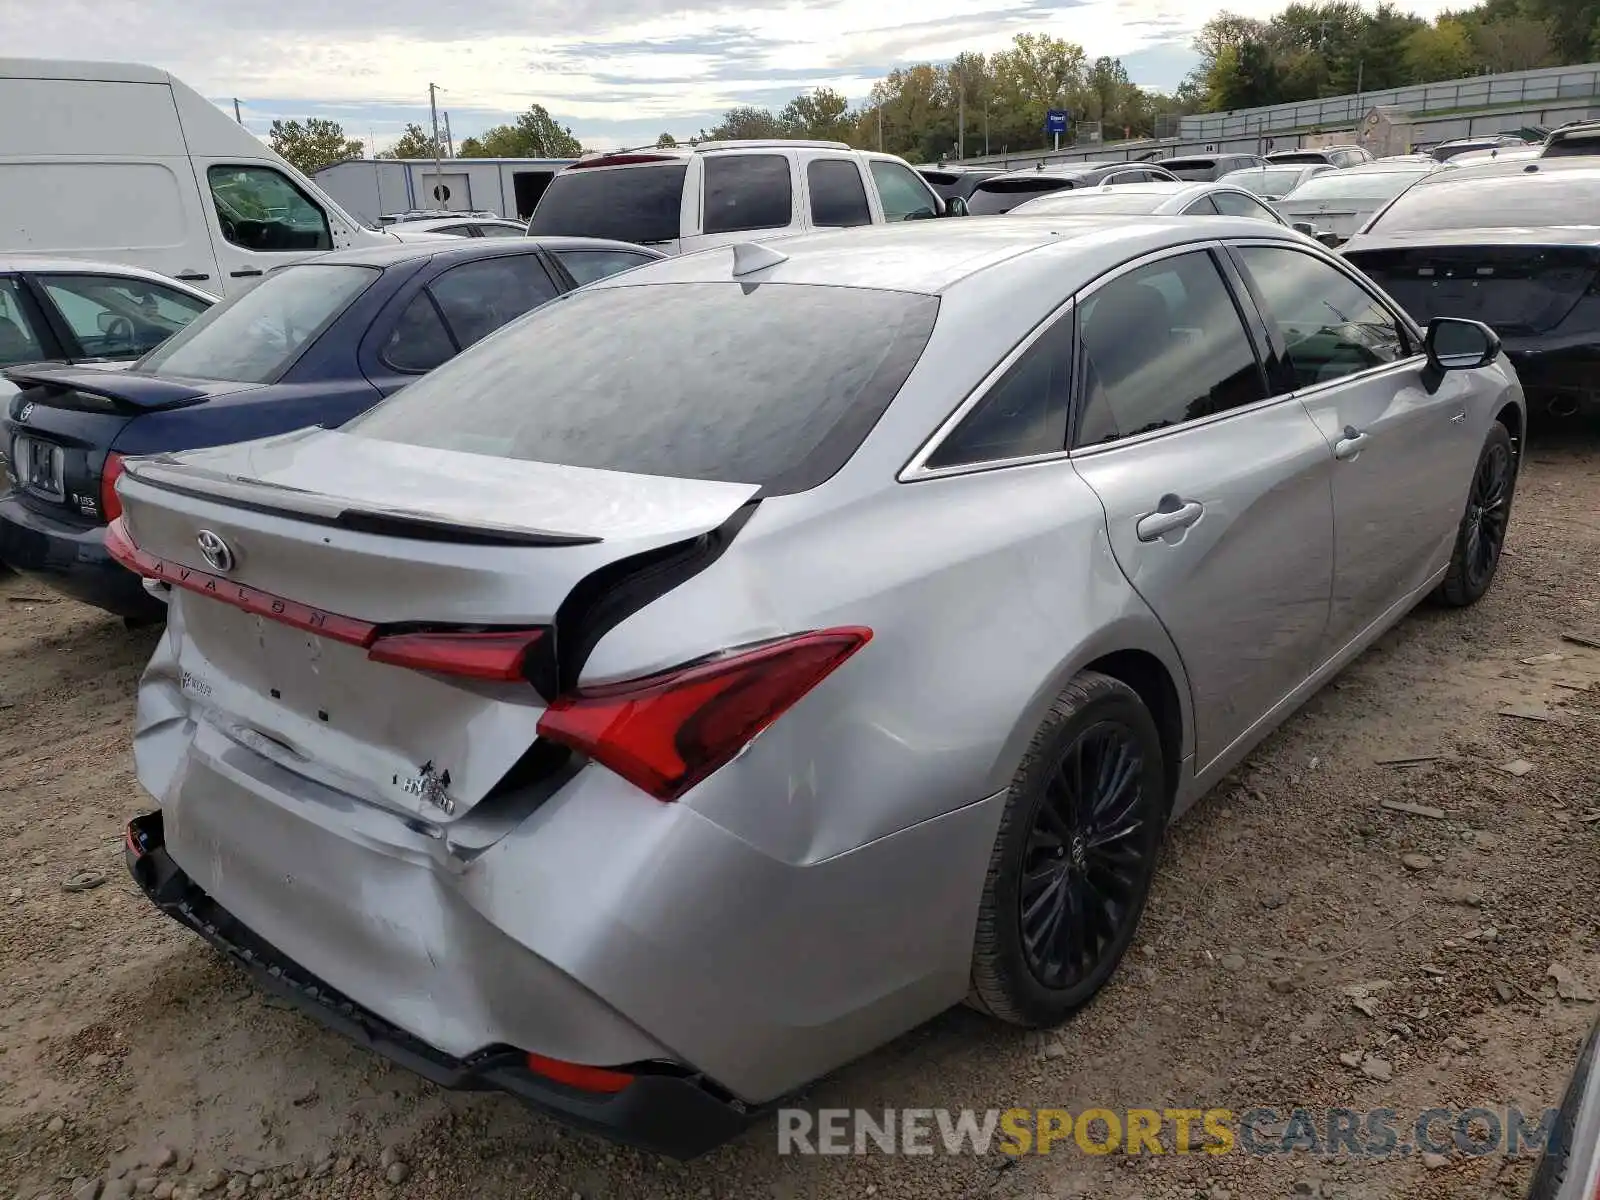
left=229, top=268, right=264, bottom=278
left=173, top=271, right=211, bottom=282
left=1335, top=425, right=1369, bottom=460
left=1136, top=496, right=1204, bottom=542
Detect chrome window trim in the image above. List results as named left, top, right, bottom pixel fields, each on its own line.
left=900, top=235, right=1296, bottom=481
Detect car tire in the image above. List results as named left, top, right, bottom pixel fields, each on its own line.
left=969, top=671, right=1167, bottom=1028
left=1434, top=421, right=1516, bottom=609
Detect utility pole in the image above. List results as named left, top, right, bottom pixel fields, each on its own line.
left=1354, top=59, right=1364, bottom=122
left=957, top=69, right=965, bottom=161
left=985, top=100, right=990, bottom=156
left=232, top=98, right=242, bottom=124
left=444, top=111, right=455, bottom=158
left=428, top=82, right=444, bottom=205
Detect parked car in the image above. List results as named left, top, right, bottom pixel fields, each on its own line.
left=1342, top=157, right=1600, bottom=421
left=1266, top=145, right=1375, bottom=168
left=1274, top=159, right=1446, bottom=245
left=0, top=236, right=662, bottom=619
left=1007, top=180, right=1287, bottom=224
left=1429, top=135, right=1529, bottom=161
left=528, top=141, right=957, bottom=254
left=1526, top=1015, right=1600, bottom=1200
left=917, top=165, right=1004, bottom=201
left=965, top=162, right=1182, bottom=214
left=113, top=216, right=1521, bottom=1159
left=1220, top=162, right=1335, bottom=200
left=383, top=216, right=529, bottom=238
left=1, top=58, right=394, bottom=297
left=1152, top=153, right=1265, bottom=181
left=1540, top=121, right=1600, bottom=157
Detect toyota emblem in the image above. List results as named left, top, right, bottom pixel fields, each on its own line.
left=195, top=529, right=235, bottom=574
left=17, top=402, right=33, bottom=423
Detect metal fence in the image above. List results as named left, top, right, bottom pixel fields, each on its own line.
left=1181, top=62, right=1600, bottom=140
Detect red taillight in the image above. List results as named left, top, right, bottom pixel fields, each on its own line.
left=367, top=629, right=544, bottom=681
left=524, top=1052, right=634, bottom=1094
left=536, top=628, right=871, bottom=801
left=100, top=453, right=126, bottom=523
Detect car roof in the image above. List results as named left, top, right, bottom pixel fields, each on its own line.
left=980, top=161, right=1153, bottom=183
left=0, top=256, right=216, bottom=299
left=394, top=217, right=527, bottom=232
left=1407, top=155, right=1600, bottom=188
left=1301, top=160, right=1438, bottom=177
left=311, top=236, right=661, bottom=269
left=585, top=216, right=1303, bottom=297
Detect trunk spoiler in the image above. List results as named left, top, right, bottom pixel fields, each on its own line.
left=2, top=366, right=210, bottom=412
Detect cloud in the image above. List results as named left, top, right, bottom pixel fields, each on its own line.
left=3, top=0, right=1460, bottom=148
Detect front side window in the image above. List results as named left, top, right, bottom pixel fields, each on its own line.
left=136, top=263, right=376, bottom=383
left=926, top=314, right=1073, bottom=469
left=207, top=166, right=332, bottom=253
left=871, top=160, right=940, bottom=221
left=554, top=249, right=656, bottom=286
left=1234, top=246, right=1409, bottom=392
left=1211, top=191, right=1281, bottom=222
left=0, top=278, right=47, bottom=366
left=1075, top=251, right=1266, bottom=447
left=39, top=274, right=209, bottom=360
left=808, top=159, right=872, bottom=228
left=427, top=254, right=559, bottom=349
left=703, top=155, right=793, bottom=235
left=345, top=282, right=939, bottom=494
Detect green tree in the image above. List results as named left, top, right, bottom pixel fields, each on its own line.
left=706, top=105, right=785, bottom=140
left=778, top=87, right=856, bottom=141
left=655, top=132, right=678, bottom=147
left=267, top=118, right=365, bottom=174
left=456, top=104, right=582, bottom=158
left=1473, top=14, right=1559, bottom=69
left=1404, top=18, right=1479, bottom=81
left=377, top=123, right=445, bottom=159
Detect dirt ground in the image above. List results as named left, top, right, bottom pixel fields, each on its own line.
left=2, top=426, right=1597, bottom=1200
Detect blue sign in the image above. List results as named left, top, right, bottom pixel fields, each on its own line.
left=1046, top=109, right=1069, bottom=134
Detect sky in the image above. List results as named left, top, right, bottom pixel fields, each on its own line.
left=2, top=0, right=1453, bottom=153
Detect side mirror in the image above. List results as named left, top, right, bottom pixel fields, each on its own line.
left=1291, top=221, right=1317, bottom=236
left=945, top=196, right=969, bottom=217
left=1426, top=317, right=1500, bottom=371
left=1317, top=231, right=1342, bottom=248
left=96, top=311, right=118, bottom=333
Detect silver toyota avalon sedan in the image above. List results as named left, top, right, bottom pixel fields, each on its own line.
left=111, top=217, right=1524, bottom=1157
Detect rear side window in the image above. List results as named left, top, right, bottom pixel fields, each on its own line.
left=381, top=293, right=455, bottom=373
left=1075, top=251, right=1266, bottom=447
left=808, top=160, right=872, bottom=227
left=428, top=254, right=559, bottom=349
left=704, top=155, right=792, bottom=235
left=926, top=314, right=1073, bottom=469
left=1211, top=191, right=1280, bottom=221
left=967, top=179, right=1068, bottom=215
left=346, top=282, right=939, bottom=494
left=555, top=249, right=656, bottom=285
left=528, top=164, right=686, bottom=245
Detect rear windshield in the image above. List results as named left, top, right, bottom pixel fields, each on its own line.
left=1159, top=159, right=1216, bottom=171
left=345, top=282, right=939, bottom=494
left=1012, top=190, right=1166, bottom=215
left=967, top=178, right=1070, bottom=215
left=1365, top=173, right=1600, bottom=233
left=1268, top=153, right=1330, bottom=165
left=1284, top=170, right=1426, bottom=201
left=134, top=264, right=376, bottom=384
left=1227, top=167, right=1311, bottom=197
left=528, top=164, right=687, bottom=244
left=1543, top=132, right=1600, bottom=157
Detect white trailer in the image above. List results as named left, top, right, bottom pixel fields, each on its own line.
left=312, top=157, right=574, bottom=225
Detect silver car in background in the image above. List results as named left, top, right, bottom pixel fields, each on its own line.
left=1275, top=159, right=1449, bottom=245
left=1007, top=180, right=1287, bottom=223
left=1219, top=162, right=1335, bottom=201
left=114, top=217, right=1523, bottom=1157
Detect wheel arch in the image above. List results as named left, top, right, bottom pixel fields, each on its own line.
left=987, top=616, right=1194, bottom=814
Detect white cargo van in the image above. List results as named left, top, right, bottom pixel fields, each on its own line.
left=0, top=59, right=393, bottom=297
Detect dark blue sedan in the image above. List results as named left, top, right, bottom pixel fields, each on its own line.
left=0, top=236, right=663, bottom=619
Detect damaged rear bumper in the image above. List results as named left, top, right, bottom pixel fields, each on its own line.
left=124, top=810, right=761, bottom=1159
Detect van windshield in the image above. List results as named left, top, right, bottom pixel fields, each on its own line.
left=528, top=164, right=687, bottom=244
left=135, top=264, right=377, bottom=384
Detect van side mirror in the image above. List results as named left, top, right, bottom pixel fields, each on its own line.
left=945, top=196, right=969, bottom=217
left=1426, top=317, right=1500, bottom=371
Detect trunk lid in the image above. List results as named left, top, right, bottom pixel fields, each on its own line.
left=117, top=427, right=759, bottom=821
left=1344, top=232, right=1600, bottom=336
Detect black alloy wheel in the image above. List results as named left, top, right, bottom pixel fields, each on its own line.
left=1436, top=421, right=1517, bottom=608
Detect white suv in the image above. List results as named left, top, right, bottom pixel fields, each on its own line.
left=527, top=141, right=957, bottom=254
